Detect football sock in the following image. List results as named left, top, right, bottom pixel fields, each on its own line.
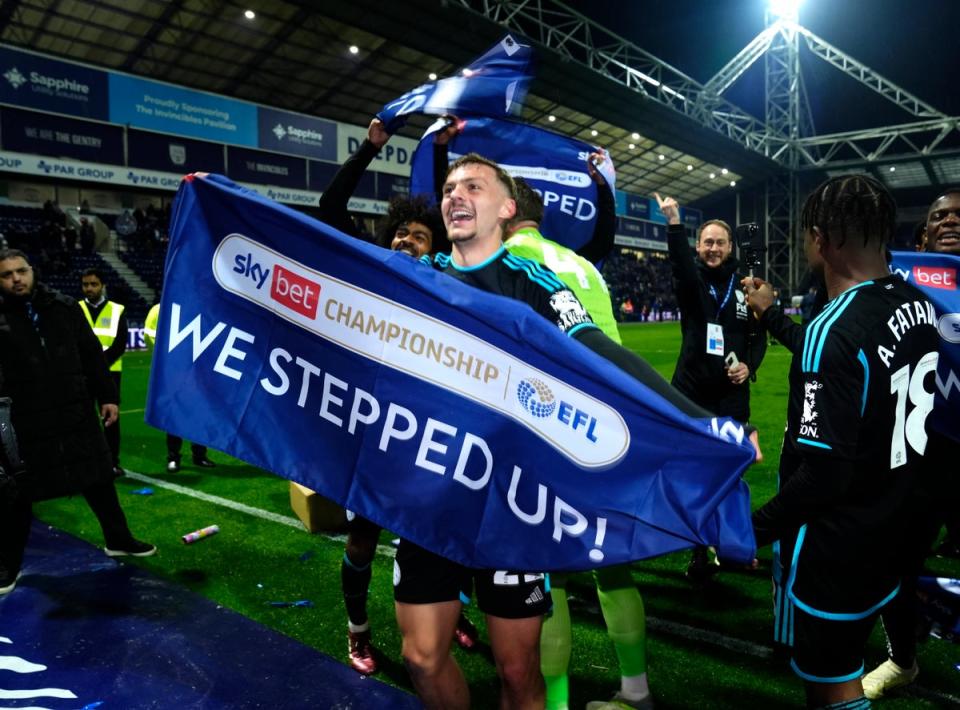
left=541, top=574, right=571, bottom=710
left=595, top=565, right=648, bottom=679
left=341, top=552, right=373, bottom=627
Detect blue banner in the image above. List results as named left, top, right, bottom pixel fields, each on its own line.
left=376, top=35, right=533, bottom=133
left=410, top=117, right=609, bottom=254
left=890, top=251, right=960, bottom=442
left=147, top=174, right=756, bottom=571
left=128, top=128, right=225, bottom=174
left=0, top=46, right=109, bottom=119
left=227, top=146, right=307, bottom=189
left=0, top=106, right=123, bottom=164
left=109, top=73, right=258, bottom=147
left=258, top=107, right=337, bottom=161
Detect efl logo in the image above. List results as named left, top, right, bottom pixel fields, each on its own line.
left=271, top=264, right=320, bottom=318
left=517, top=378, right=556, bottom=418
left=913, top=266, right=956, bottom=290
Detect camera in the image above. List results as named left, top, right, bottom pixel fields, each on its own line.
left=735, top=222, right=764, bottom=277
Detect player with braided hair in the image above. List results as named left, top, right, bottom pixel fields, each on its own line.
left=744, top=174, right=940, bottom=709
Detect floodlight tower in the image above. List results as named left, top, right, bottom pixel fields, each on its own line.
left=763, top=0, right=808, bottom=296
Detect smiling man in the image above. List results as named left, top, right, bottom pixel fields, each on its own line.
left=401, top=154, right=757, bottom=710
left=658, top=194, right=767, bottom=582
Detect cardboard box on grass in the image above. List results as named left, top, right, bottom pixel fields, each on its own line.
left=289, top=482, right=348, bottom=533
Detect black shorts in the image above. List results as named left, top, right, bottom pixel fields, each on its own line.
left=789, top=602, right=879, bottom=683
left=393, top=540, right=550, bottom=619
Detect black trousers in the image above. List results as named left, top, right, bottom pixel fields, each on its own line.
left=0, top=478, right=134, bottom=577
left=166, top=434, right=207, bottom=463
left=103, top=372, right=122, bottom=467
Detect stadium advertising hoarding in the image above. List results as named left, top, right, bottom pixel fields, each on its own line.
left=0, top=106, right=123, bottom=165
left=127, top=128, right=226, bottom=175
left=258, top=107, right=337, bottom=162
left=108, top=73, right=259, bottom=148
left=0, top=45, right=109, bottom=119
left=226, top=146, right=308, bottom=190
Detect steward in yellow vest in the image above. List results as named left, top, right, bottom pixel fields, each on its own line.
left=80, top=267, right=127, bottom=472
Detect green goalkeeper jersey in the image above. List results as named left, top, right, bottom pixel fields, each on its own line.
left=505, top=227, right=621, bottom=343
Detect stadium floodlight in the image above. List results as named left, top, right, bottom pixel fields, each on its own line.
left=768, top=0, right=802, bottom=21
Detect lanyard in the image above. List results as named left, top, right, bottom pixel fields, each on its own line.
left=708, top=273, right=736, bottom=320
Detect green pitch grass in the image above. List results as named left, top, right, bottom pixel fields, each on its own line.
left=34, top=323, right=959, bottom=708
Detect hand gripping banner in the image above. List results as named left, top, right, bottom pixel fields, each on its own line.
left=890, top=251, right=960, bottom=442
left=148, top=174, right=756, bottom=570
left=410, top=116, right=613, bottom=255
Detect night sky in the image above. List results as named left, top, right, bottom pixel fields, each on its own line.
left=564, top=0, right=960, bottom=137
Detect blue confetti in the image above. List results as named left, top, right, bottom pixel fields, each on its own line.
left=298, top=550, right=315, bottom=562
left=130, top=488, right=153, bottom=495
left=80, top=702, right=105, bottom=709
left=268, top=600, right=314, bottom=608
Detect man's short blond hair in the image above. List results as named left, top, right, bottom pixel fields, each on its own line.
left=446, top=152, right=517, bottom=199
left=697, top=219, right=733, bottom=242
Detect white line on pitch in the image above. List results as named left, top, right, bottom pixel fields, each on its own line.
left=123, top=471, right=398, bottom=558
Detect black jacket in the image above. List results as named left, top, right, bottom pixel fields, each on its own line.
left=0, top=283, right=117, bottom=500
left=667, top=223, right=766, bottom=421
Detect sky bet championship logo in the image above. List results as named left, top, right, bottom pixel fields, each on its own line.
left=211, top=234, right=630, bottom=468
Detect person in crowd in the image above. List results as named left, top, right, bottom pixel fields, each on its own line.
left=744, top=175, right=939, bottom=709
left=409, top=153, right=756, bottom=710
left=143, top=301, right=217, bottom=472
left=0, top=249, right=155, bottom=596
left=78, top=268, right=127, bottom=477
left=317, top=117, right=474, bottom=676
left=860, top=186, right=960, bottom=699
left=79, top=217, right=95, bottom=255
left=504, top=177, right=653, bottom=710
left=657, top=194, right=767, bottom=581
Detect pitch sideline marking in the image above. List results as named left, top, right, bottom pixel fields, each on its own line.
left=121, top=471, right=960, bottom=706
left=124, top=471, right=398, bottom=558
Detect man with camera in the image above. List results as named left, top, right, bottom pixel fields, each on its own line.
left=657, top=193, right=767, bottom=581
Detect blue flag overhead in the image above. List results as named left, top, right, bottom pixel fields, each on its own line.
left=148, top=174, right=756, bottom=571
left=410, top=116, right=613, bottom=254
left=376, top=35, right=533, bottom=133
left=890, top=251, right=960, bottom=442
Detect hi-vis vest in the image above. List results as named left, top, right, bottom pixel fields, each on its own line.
left=143, top=303, right=160, bottom=350
left=79, top=300, right=125, bottom=372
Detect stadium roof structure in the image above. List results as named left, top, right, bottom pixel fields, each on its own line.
left=0, top=0, right=774, bottom=203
